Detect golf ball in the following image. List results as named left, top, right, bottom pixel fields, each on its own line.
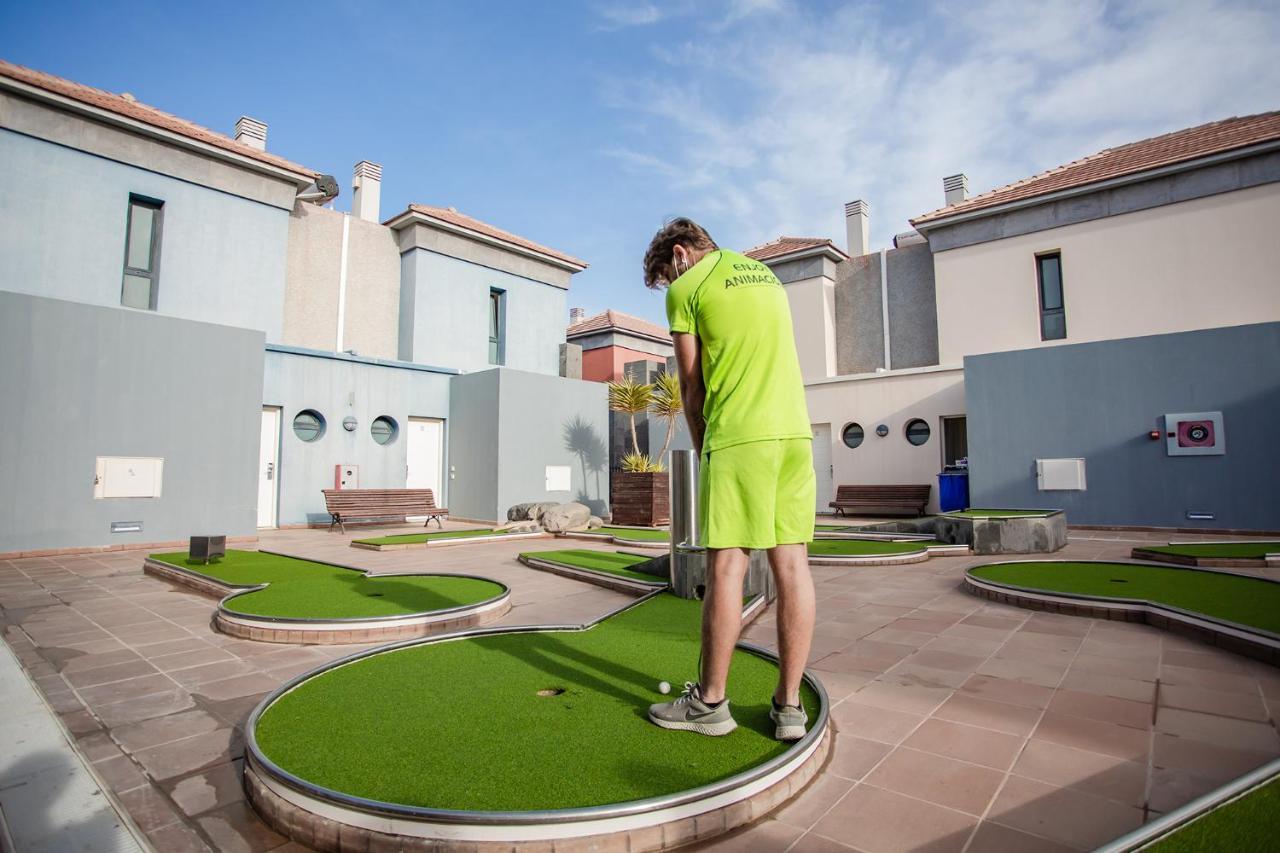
left=658, top=681, right=671, bottom=694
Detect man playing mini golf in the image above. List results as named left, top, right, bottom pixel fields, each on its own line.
left=643, top=217, right=816, bottom=741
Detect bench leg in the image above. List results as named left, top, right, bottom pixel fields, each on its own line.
left=329, top=513, right=338, bottom=532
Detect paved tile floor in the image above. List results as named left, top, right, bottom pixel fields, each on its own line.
left=1, top=523, right=1277, bottom=852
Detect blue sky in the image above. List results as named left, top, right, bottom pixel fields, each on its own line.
left=3, top=0, right=1278, bottom=326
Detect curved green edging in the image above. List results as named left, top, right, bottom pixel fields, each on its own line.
left=969, top=561, right=1280, bottom=634
left=944, top=508, right=1056, bottom=518
left=253, top=593, right=819, bottom=811
left=150, top=550, right=505, bottom=620
left=1143, top=542, right=1280, bottom=560
left=520, top=549, right=665, bottom=584
left=807, top=539, right=928, bottom=557
left=352, top=528, right=528, bottom=546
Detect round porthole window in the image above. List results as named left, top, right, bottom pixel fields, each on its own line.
left=371, top=416, right=398, bottom=446
left=905, top=418, right=931, bottom=446
left=841, top=423, right=864, bottom=449
left=292, top=410, right=325, bottom=442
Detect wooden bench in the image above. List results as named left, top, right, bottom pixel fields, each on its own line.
left=829, top=484, right=931, bottom=517
left=322, top=489, right=448, bottom=533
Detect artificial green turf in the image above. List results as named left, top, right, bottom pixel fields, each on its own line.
left=151, top=550, right=504, bottom=620
left=807, top=539, right=927, bottom=556
left=970, top=562, right=1280, bottom=634
left=595, top=526, right=670, bottom=542
left=945, top=509, right=1054, bottom=518
left=1144, top=542, right=1280, bottom=560
left=523, top=549, right=665, bottom=583
left=352, top=528, right=522, bottom=546
left=815, top=524, right=855, bottom=532
left=254, top=592, right=818, bottom=811
left=1148, top=776, right=1280, bottom=852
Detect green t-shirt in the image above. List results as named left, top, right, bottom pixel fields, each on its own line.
left=666, top=249, right=811, bottom=453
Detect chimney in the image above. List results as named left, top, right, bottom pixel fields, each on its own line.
left=844, top=199, right=870, bottom=256
left=352, top=161, right=383, bottom=223
left=569, top=307, right=586, bottom=325
left=234, top=116, right=267, bottom=151
left=943, top=173, right=969, bottom=207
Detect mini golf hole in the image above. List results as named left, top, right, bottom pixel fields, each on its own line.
left=537, top=687, right=566, bottom=697
left=1110, top=579, right=1129, bottom=583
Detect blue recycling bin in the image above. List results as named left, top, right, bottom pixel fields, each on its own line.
left=937, top=471, right=969, bottom=512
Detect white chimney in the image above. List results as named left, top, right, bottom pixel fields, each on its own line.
left=844, top=199, right=870, bottom=256
left=569, top=307, right=586, bottom=325
left=234, top=116, right=267, bottom=151
left=352, top=161, right=383, bottom=223
left=943, top=173, right=969, bottom=207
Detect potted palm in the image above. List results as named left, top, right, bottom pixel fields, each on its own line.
left=608, top=376, right=681, bottom=526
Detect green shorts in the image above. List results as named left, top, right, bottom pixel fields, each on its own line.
left=699, top=438, right=815, bottom=550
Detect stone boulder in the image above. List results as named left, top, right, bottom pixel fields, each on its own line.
left=507, top=502, right=558, bottom=522
left=496, top=520, right=541, bottom=533
left=586, top=516, right=603, bottom=530
left=541, top=502, right=592, bottom=533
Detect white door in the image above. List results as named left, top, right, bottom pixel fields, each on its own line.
left=811, top=423, right=833, bottom=514
left=407, top=417, right=444, bottom=498
left=258, top=407, right=280, bottom=528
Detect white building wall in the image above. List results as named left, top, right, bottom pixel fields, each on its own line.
left=783, top=276, right=837, bottom=381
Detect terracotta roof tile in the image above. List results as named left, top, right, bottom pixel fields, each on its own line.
left=567, top=310, right=671, bottom=342
left=400, top=204, right=587, bottom=269
left=0, top=58, right=318, bottom=179
left=744, top=236, right=848, bottom=262
left=912, top=111, right=1280, bottom=226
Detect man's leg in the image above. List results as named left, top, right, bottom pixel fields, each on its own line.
left=698, top=547, right=749, bottom=704
left=766, top=543, right=814, bottom=706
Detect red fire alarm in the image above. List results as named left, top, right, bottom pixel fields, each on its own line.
left=1148, top=430, right=1161, bottom=441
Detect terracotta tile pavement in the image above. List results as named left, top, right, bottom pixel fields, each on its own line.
left=1, top=524, right=1278, bottom=852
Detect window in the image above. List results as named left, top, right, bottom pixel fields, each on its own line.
left=942, top=416, right=968, bottom=467
left=370, top=416, right=398, bottom=445
left=841, top=423, right=864, bottom=448
left=292, top=410, right=325, bottom=442
left=121, top=196, right=163, bottom=310
left=488, top=289, right=505, bottom=365
left=1036, top=253, right=1066, bottom=340
left=905, top=418, right=931, bottom=446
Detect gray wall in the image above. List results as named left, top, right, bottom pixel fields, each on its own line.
left=399, top=248, right=567, bottom=375
left=834, top=245, right=940, bottom=374
left=263, top=348, right=453, bottom=525
left=965, top=322, right=1280, bottom=530
left=449, top=368, right=610, bottom=521
left=0, top=128, right=291, bottom=342
left=0, top=291, right=264, bottom=553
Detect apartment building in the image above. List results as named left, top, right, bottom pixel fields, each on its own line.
left=752, top=111, right=1280, bottom=530
left=0, top=59, right=608, bottom=556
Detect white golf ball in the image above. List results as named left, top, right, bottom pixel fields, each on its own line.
left=658, top=681, right=671, bottom=694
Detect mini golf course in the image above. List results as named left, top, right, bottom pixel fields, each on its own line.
left=351, top=527, right=547, bottom=550
left=145, top=550, right=510, bottom=644
left=562, top=525, right=671, bottom=548
left=519, top=549, right=667, bottom=591
left=807, top=538, right=932, bottom=565
left=937, top=508, right=1067, bottom=555
left=965, top=561, right=1280, bottom=662
left=1145, top=773, right=1280, bottom=852
left=244, top=591, right=830, bottom=848
left=943, top=508, right=1056, bottom=518
left=1132, top=541, right=1280, bottom=568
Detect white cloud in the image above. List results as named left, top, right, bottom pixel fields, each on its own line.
left=594, top=2, right=670, bottom=29
left=601, top=0, right=1280, bottom=250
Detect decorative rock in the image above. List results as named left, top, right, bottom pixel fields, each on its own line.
left=495, top=520, right=541, bottom=533
left=586, top=516, right=603, bottom=530
left=541, top=502, right=592, bottom=533
left=507, top=502, right=558, bottom=522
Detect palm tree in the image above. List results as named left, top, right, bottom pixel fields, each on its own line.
left=607, top=378, right=654, bottom=463
left=649, top=372, right=683, bottom=471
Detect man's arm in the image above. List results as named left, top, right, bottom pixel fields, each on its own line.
left=672, top=332, right=706, bottom=455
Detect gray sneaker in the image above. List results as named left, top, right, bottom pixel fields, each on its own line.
left=648, top=682, right=737, bottom=736
left=770, top=699, right=808, bottom=741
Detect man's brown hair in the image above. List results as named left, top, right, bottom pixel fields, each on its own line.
left=643, top=217, right=718, bottom=289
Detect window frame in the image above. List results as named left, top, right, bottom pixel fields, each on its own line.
left=841, top=422, right=865, bottom=449
left=1035, top=251, right=1066, bottom=341
left=488, top=288, right=506, bottom=365
left=904, top=418, right=931, bottom=446
left=121, top=194, right=164, bottom=311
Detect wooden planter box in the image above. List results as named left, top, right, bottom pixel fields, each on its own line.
left=610, top=471, right=670, bottom=527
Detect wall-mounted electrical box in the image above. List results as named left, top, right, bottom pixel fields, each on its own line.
left=334, top=464, right=359, bottom=489
left=1036, top=458, right=1087, bottom=491
left=1164, top=411, right=1225, bottom=456
left=94, top=457, right=164, bottom=499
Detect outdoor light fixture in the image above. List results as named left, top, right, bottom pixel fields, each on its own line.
left=1148, top=430, right=1161, bottom=441
left=343, top=416, right=358, bottom=432
left=875, top=424, right=889, bottom=437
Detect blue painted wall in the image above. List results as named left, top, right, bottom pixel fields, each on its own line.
left=0, top=129, right=290, bottom=341
left=262, top=348, right=454, bottom=525
left=965, top=322, right=1280, bottom=530
left=398, top=248, right=567, bottom=375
